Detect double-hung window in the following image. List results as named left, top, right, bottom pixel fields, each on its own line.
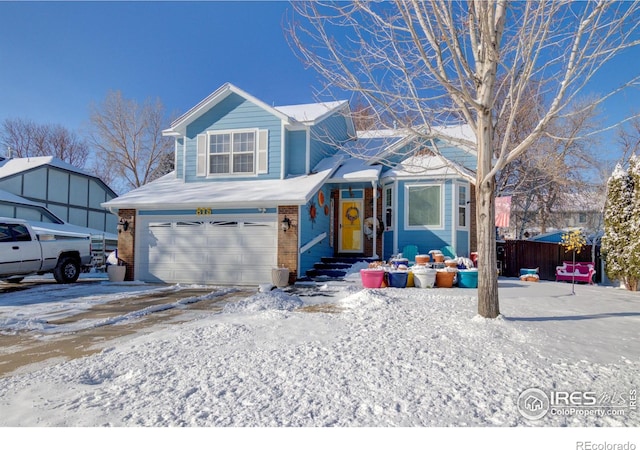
left=384, top=185, right=393, bottom=229
left=197, top=128, right=268, bottom=176
left=209, top=130, right=255, bottom=175
left=458, top=185, right=468, bottom=228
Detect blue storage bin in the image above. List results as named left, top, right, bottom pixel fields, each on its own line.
left=458, top=269, right=478, bottom=288
left=519, top=268, right=538, bottom=276
left=387, top=271, right=408, bottom=288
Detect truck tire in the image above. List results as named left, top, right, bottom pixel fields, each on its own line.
left=53, top=257, right=81, bottom=284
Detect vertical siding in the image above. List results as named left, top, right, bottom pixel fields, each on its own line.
left=184, top=93, right=283, bottom=182
left=0, top=167, right=115, bottom=233
left=175, top=138, right=184, bottom=179
left=23, top=168, right=47, bottom=198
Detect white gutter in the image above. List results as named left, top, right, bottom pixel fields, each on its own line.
left=451, top=182, right=457, bottom=253
left=305, top=128, right=311, bottom=174
left=371, top=180, right=378, bottom=259
left=281, top=122, right=286, bottom=180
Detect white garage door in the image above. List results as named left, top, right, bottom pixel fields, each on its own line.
left=137, top=216, right=278, bottom=285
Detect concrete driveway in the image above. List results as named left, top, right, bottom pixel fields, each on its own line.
left=0, top=279, right=254, bottom=378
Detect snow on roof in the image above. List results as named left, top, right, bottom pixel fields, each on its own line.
left=275, top=100, right=348, bottom=124
left=328, top=157, right=381, bottom=182
left=382, top=153, right=475, bottom=182
left=0, top=189, right=47, bottom=208
left=29, top=221, right=117, bottom=240
left=103, top=160, right=343, bottom=210
left=0, top=156, right=91, bottom=179
left=342, top=132, right=406, bottom=160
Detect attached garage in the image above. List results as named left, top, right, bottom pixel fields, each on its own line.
left=136, top=215, right=278, bottom=284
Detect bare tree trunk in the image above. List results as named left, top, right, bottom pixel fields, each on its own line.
left=476, top=113, right=500, bottom=318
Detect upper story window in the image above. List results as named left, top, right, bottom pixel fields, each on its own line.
left=197, top=129, right=269, bottom=177
left=209, top=130, right=255, bottom=175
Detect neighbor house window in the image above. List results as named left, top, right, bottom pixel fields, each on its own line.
left=405, top=184, right=442, bottom=228
left=209, top=130, right=255, bottom=175
left=458, top=185, right=468, bottom=228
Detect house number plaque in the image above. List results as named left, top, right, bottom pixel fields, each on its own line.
left=196, top=207, right=212, bottom=215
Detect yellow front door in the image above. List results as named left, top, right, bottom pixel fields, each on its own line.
left=339, top=199, right=363, bottom=253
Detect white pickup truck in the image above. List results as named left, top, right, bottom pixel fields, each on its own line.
left=0, top=217, right=92, bottom=284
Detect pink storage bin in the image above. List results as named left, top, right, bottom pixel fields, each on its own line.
left=360, top=269, right=385, bottom=288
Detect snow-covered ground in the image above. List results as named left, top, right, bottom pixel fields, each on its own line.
left=0, top=271, right=638, bottom=447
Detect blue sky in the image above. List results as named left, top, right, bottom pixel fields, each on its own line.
left=0, top=1, right=638, bottom=163
left=0, top=1, right=318, bottom=132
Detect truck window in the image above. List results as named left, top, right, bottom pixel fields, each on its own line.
left=10, top=224, right=32, bottom=242
left=0, top=224, right=13, bottom=242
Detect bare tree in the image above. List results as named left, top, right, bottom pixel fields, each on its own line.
left=617, top=114, right=640, bottom=164
left=288, top=0, right=639, bottom=318
left=497, top=97, right=602, bottom=237
left=87, top=90, right=174, bottom=194
left=1, top=118, right=89, bottom=167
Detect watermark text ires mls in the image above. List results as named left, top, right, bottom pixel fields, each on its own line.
left=517, top=387, right=637, bottom=420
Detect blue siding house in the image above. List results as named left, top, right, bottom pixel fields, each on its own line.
left=103, top=83, right=477, bottom=285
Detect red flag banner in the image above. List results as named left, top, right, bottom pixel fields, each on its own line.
left=495, top=196, right=512, bottom=228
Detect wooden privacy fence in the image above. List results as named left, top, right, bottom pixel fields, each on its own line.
left=498, top=240, right=602, bottom=282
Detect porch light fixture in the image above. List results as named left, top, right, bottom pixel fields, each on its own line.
left=117, top=218, right=129, bottom=233
left=281, top=216, right=292, bottom=232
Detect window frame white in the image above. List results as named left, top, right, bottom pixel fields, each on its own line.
left=206, top=128, right=258, bottom=176
left=457, top=183, right=469, bottom=229
left=384, top=185, right=394, bottom=231
left=404, top=183, right=444, bottom=230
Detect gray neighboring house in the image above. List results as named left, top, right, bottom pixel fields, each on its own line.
left=0, top=156, right=118, bottom=233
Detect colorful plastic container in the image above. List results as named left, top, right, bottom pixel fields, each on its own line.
left=412, top=267, right=436, bottom=288
left=360, top=269, right=385, bottom=288
left=391, top=258, right=409, bottom=268
left=436, top=270, right=456, bottom=288
left=458, top=269, right=478, bottom=288
left=387, top=271, right=408, bottom=288
left=520, top=268, right=538, bottom=276
left=415, top=254, right=431, bottom=265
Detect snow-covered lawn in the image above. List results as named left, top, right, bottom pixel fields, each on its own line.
left=0, top=273, right=638, bottom=443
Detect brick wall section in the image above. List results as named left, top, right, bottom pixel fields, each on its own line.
left=363, top=187, right=383, bottom=259
left=116, top=208, right=136, bottom=281
left=277, top=206, right=299, bottom=284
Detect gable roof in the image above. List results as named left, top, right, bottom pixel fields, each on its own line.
left=163, top=82, right=354, bottom=137
left=162, top=83, right=350, bottom=136
left=0, top=156, right=92, bottom=179
left=382, top=152, right=476, bottom=183
left=275, top=100, right=349, bottom=125
left=164, top=83, right=292, bottom=136
left=368, top=124, right=476, bottom=165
